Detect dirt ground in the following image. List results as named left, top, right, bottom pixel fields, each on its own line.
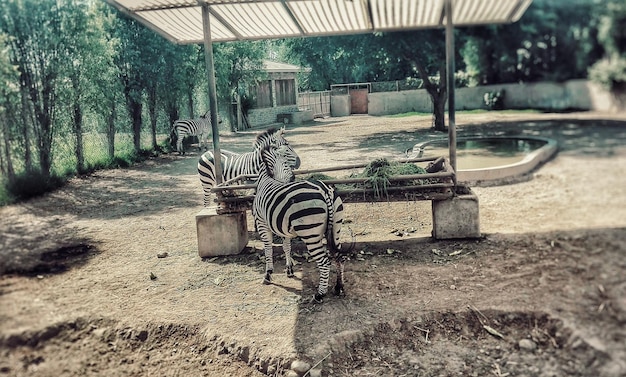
left=1, top=111, right=626, bottom=377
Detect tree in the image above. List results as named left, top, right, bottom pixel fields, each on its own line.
left=588, top=0, right=626, bottom=108
left=57, top=0, right=104, bottom=173
left=461, top=0, right=602, bottom=85
left=213, top=41, right=266, bottom=131
left=162, top=44, right=201, bottom=129
left=284, top=35, right=377, bottom=91
left=0, top=33, right=19, bottom=180
left=112, top=14, right=152, bottom=154
left=372, top=30, right=451, bottom=131
left=0, top=0, right=67, bottom=179
left=88, top=1, right=122, bottom=161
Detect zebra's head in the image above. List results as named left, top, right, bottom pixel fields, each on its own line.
left=260, top=144, right=295, bottom=183
left=200, top=110, right=223, bottom=124
left=255, top=127, right=301, bottom=170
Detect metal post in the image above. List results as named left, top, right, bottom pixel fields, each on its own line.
left=445, top=0, right=457, bottom=187
left=202, top=4, right=223, bottom=184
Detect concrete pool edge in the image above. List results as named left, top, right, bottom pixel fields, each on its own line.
left=417, top=136, right=559, bottom=186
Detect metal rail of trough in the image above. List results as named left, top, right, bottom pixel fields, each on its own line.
left=211, top=156, right=457, bottom=214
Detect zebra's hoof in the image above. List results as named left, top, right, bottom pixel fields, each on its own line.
left=263, top=272, right=272, bottom=285
left=313, top=293, right=325, bottom=303
left=334, top=285, right=345, bottom=297
left=286, top=266, right=294, bottom=277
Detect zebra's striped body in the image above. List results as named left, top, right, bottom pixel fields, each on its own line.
left=171, top=110, right=213, bottom=155
left=253, top=145, right=345, bottom=302
left=197, top=127, right=300, bottom=207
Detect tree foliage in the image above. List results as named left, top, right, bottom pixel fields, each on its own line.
left=589, top=0, right=626, bottom=92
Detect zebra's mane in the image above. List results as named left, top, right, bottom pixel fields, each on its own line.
left=253, top=127, right=285, bottom=150
left=259, top=144, right=276, bottom=178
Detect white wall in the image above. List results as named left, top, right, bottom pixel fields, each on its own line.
left=367, top=79, right=623, bottom=115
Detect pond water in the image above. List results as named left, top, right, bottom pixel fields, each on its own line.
left=417, top=137, right=549, bottom=170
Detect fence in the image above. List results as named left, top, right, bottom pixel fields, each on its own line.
left=298, top=91, right=331, bottom=118
left=0, top=131, right=169, bottom=182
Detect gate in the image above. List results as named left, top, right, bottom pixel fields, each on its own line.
left=298, top=91, right=330, bottom=118
left=350, top=88, right=369, bottom=114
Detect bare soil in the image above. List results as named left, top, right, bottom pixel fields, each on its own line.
left=1, top=112, right=626, bottom=377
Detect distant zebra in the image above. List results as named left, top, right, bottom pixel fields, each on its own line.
left=197, top=127, right=300, bottom=207
left=253, top=144, right=346, bottom=302
left=171, top=110, right=219, bottom=155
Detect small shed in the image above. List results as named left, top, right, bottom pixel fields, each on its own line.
left=245, top=60, right=313, bottom=128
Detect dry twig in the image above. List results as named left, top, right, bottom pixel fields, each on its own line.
left=303, top=351, right=332, bottom=377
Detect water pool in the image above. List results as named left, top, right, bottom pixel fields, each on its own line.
left=414, top=136, right=558, bottom=184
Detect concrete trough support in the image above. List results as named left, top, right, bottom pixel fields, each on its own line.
left=196, top=207, right=248, bottom=257
left=432, top=188, right=481, bottom=239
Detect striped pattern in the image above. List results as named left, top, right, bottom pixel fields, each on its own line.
left=171, top=110, right=213, bottom=155
left=253, top=145, right=345, bottom=302
left=197, top=127, right=300, bottom=207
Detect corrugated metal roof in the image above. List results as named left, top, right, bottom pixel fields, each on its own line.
left=104, top=0, right=533, bottom=44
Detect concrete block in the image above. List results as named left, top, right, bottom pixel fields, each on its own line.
left=196, top=207, right=248, bottom=257
left=432, top=189, right=481, bottom=239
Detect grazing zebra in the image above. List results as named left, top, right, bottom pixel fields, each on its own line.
left=171, top=110, right=218, bottom=155
left=253, top=144, right=346, bottom=302
left=197, top=127, right=300, bottom=207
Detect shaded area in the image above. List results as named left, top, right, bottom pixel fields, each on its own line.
left=288, top=227, right=626, bottom=377
left=351, top=118, right=626, bottom=158
left=0, top=241, right=98, bottom=277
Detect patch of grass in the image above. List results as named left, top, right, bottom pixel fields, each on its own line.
left=388, top=109, right=542, bottom=118
left=387, top=111, right=432, bottom=118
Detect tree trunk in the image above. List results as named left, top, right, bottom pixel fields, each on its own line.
left=0, top=112, right=15, bottom=180
left=413, top=58, right=448, bottom=132
left=19, top=86, right=33, bottom=172
left=131, top=101, right=142, bottom=154
left=32, top=82, right=54, bottom=179
left=186, top=90, right=194, bottom=118
left=74, top=103, right=84, bottom=173
left=147, top=87, right=158, bottom=150
left=106, top=102, right=116, bottom=160
left=71, top=73, right=85, bottom=173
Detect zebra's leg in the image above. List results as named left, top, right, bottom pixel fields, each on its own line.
left=283, top=238, right=295, bottom=277
left=334, top=256, right=346, bottom=297
left=257, top=223, right=274, bottom=284
left=314, top=256, right=332, bottom=302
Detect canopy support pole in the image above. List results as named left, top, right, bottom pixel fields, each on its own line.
left=445, top=0, right=457, bottom=187
left=202, top=4, right=223, bottom=184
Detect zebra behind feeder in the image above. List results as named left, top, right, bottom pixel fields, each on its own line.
left=253, top=144, right=347, bottom=303
left=197, top=127, right=300, bottom=207
left=171, top=110, right=220, bottom=155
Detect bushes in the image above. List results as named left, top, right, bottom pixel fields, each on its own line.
left=2, top=170, right=67, bottom=203
left=588, top=57, right=626, bottom=91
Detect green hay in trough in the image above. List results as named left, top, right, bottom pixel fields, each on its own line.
left=299, top=159, right=434, bottom=198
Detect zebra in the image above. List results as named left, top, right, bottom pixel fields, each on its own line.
left=197, top=127, right=300, bottom=207
left=253, top=143, right=346, bottom=302
left=171, top=110, right=219, bottom=155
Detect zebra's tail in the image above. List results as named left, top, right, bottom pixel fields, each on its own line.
left=325, top=193, right=344, bottom=256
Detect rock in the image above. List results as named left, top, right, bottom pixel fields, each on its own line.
left=285, top=371, right=299, bottom=377
left=309, top=368, right=322, bottom=377
left=291, top=360, right=311, bottom=374
left=518, top=338, right=537, bottom=351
